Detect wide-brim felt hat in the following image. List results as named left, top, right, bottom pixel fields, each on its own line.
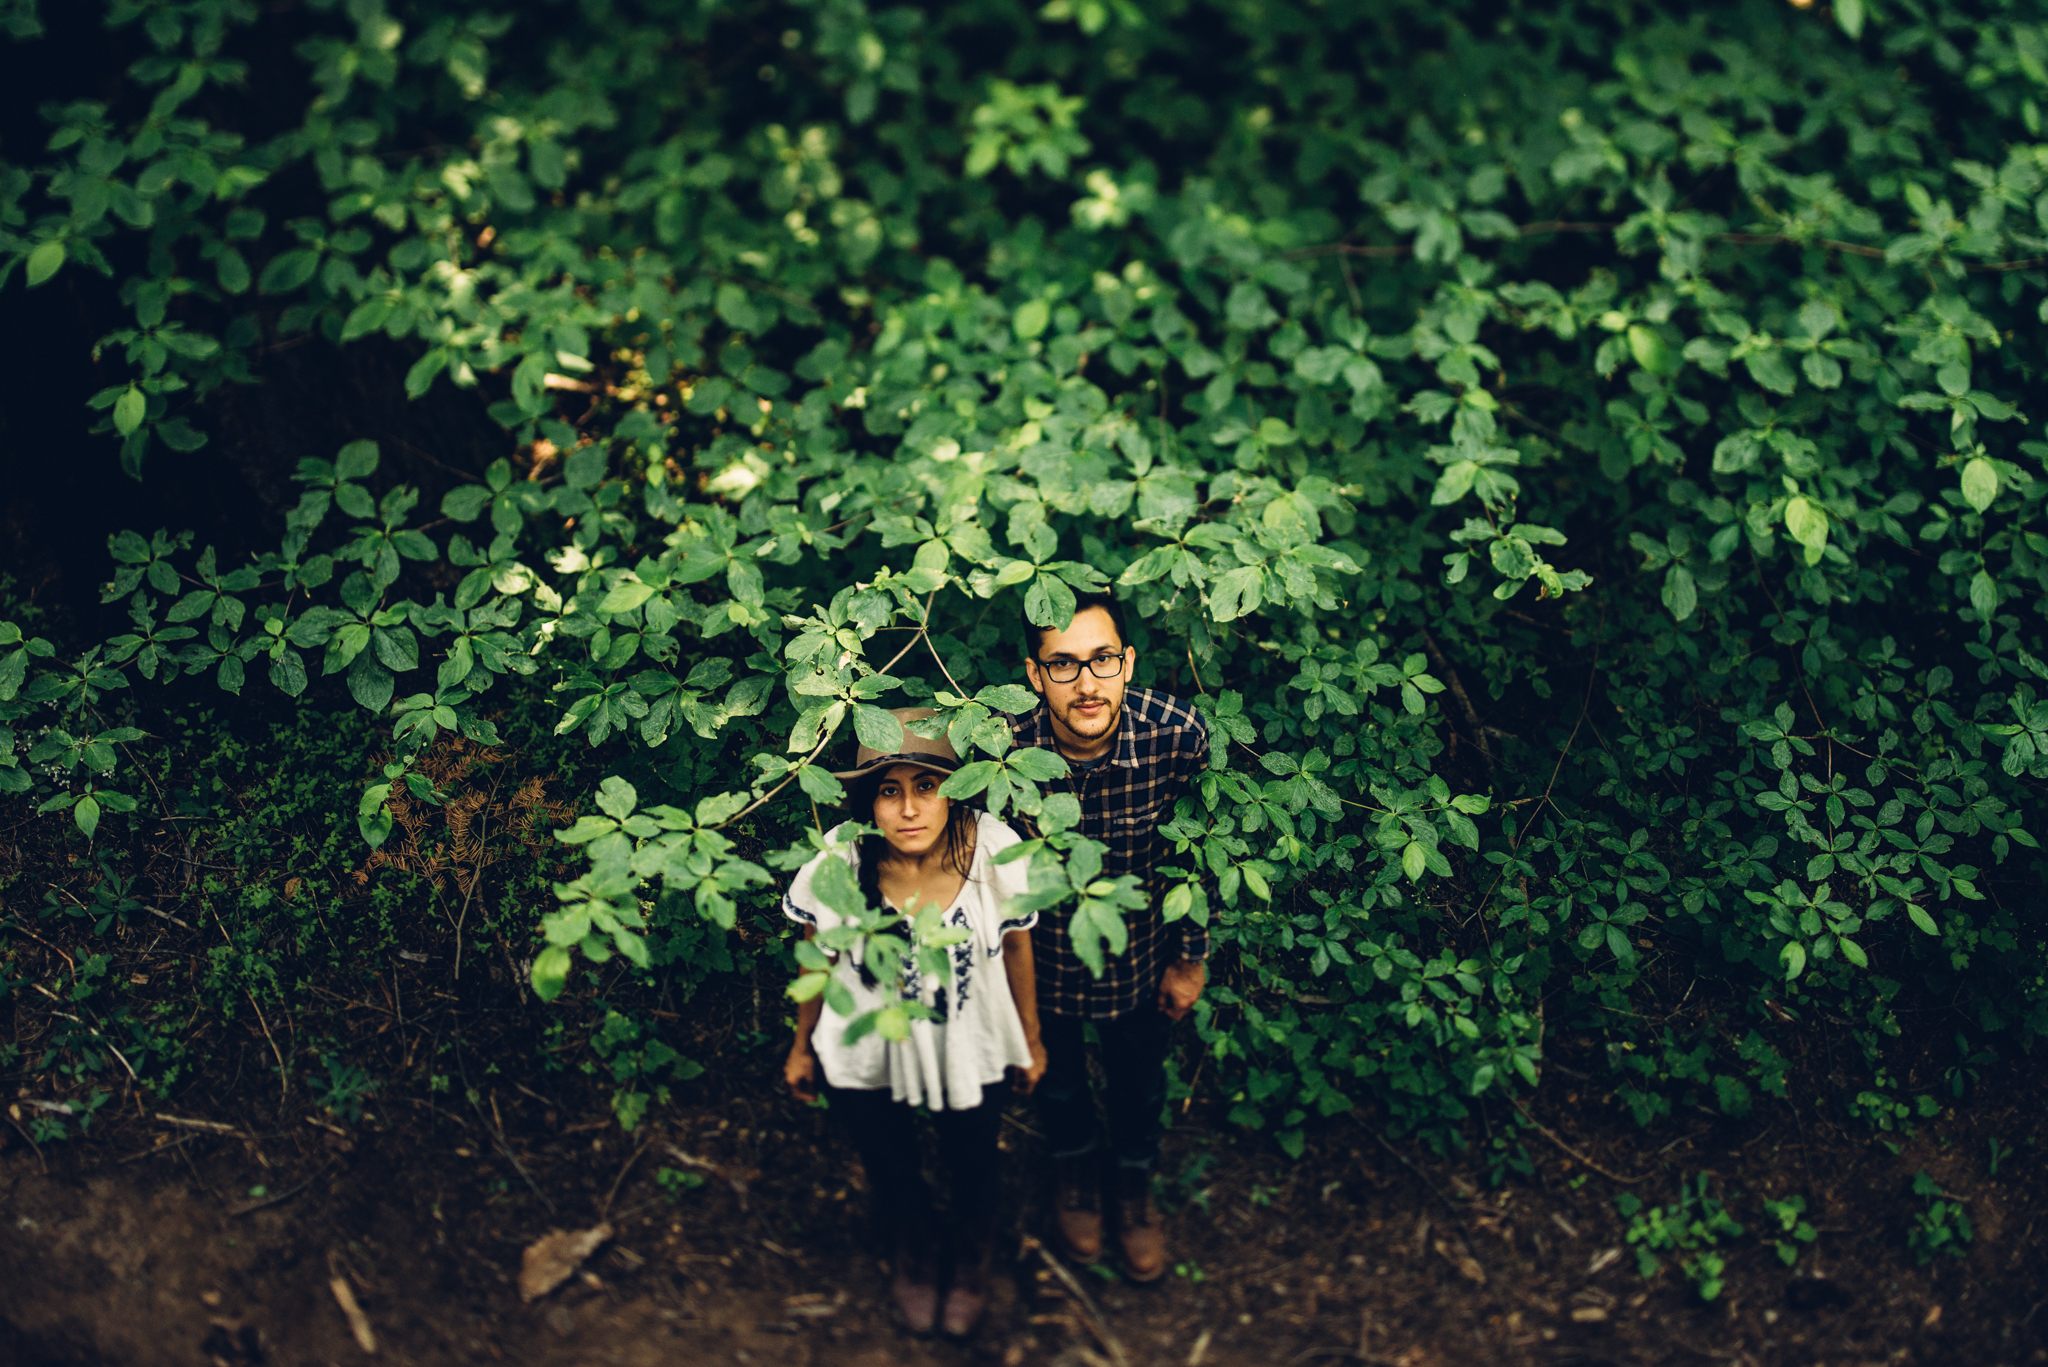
left=829, top=706, right=960, bottom=790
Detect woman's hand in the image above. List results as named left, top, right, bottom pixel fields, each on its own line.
left=1010, top=1037, right=1048, bottom=1095
left=785, top=1044, right=821, bottom=1103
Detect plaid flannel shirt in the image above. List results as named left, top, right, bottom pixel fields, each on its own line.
left=1011, top=687, right=1211, bottom=1021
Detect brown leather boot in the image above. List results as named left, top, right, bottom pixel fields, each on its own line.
left=890, top=1236, right=941, bottom=1334
left=1113, top=1170, right=1167, bottom=1284
left=1051, top=1154, right=1103, bottom=1264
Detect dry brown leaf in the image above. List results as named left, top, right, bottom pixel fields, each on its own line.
left=1432, top=1238, right=1486, bottom=1285
left=518, top=1223, right=613, bottom=1302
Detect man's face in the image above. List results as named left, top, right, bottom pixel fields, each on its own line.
left=1024, top=607, right=1135, bottom=750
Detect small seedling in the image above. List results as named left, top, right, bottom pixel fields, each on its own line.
left=1762, top=1194, right=1818, bottom=1266
left=310, top=1055, right=378, bottom=1124
left=1906, top=1171, right=1972, bottom=1265
left=1616, top=1173, right=1745, bottom=1301
left=654, top=1167, right=706, bottom=1201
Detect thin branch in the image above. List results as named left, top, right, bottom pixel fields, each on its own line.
left=5, top=1116, right=46, bottom=1172
left=247, top=990, right=289, bottom=1104
left=1419, top=628, right=1496, bottom=773
left=1510, top=1097, right=1646, bottom=1184
left=229, top=1157, right=337, bottom=1216
left=3, top=918, right=76, bottom=972
left=1019, top=1236, right=1129, bottom=1367
left=598, top=1135, right=655, bottom=1221
left=1517, top=604, right=1605, bottom=848
left=1372, top=1131, right=1466, bottom=1224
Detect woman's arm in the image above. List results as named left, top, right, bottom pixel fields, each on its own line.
left=785, top=926, right=827, bottom=1102
left=1002, top=928, right=1047, bottom=1094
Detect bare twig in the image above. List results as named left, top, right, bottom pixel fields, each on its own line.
left=1511, top=1098, right=1646, bottom=1184
left=1372, top=1132, right=1467, bottom=1224
left=1419, top=628, right=1495, bottom=772
left=1289, top=1351, right=1402, bottom=1367
left=117, top=1133, right=198, bottom=1164
left=598, top=1136, right=655, bottom=1221
left=247, top=990, right=289, bottom=1104
left=154, top=1113, right=240, bottom=1135
left=3, top=918, right=76, bottom=972
left=5, top=1115, right=47, bottom=1172
left=328, top=1270, right=378, bottom=1353
left=452, top=764, right=507, bottom=982
left=457, top=1042, right=554, bottom=1214
left=231, top=1158, right=336, bottom=1216
left=1517, top=603, right=1605, bottom=848
left=1020, top=1235, right=1129, bottom=1367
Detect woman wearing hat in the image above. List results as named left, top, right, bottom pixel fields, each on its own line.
left=782, top=708, right=1047, bottom=1339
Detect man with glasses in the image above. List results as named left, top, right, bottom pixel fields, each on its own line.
left=1012, top=590, right=1210, bottom=1283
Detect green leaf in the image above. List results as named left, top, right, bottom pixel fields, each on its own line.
left=442, top=485, right=493, bottom=521
left=975, top=684, right=1039, bottom=714
left=596, top=775, right=638, bottom=820
left=1783, top=497, right=1827, bottom=564
left=1959, top=458, right=1997, bottom=513
left=1014, top=298, right=1050, bottom=340
left=1836, top=0, right=1865, bottom=39
left=73, top=794, right=101, bottom=840
left=1627, top=324, right=1678, bottom=377
left=1662, top=564, right=1697, bottom=622
left=1969, top=571, right=1998, bottom=618
left=797, top=763, right=847, bottom=804
left=113, top=387, right=146, bottom=437
left=939, top=760, right=998, bottom=799
left=335, top=440, right=379, bottom=480
left=853, top=704, right=905, bottom=752
left=24, top=239, right=65, bottom=287
left=258, top=248, right=320, bottom=294
left=1005, top=746, right=1067, bottom=781
left=531, top=946, right=572, bottom=1001
left=601, top=580, right=658, bottom=614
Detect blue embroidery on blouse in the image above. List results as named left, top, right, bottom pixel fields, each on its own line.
left=950, top=906, right=976, bottom=1008
left=782, top=893, right=817, bottom=926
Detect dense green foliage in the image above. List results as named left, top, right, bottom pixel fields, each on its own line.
left=5, top=0, right=2048, bottom=1149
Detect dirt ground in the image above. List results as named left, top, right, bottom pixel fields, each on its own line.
left=4, top=995, right=2045, bottom=1367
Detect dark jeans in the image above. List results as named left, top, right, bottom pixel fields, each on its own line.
left=1036, top=1008, right=1174, bottom=1174
left=829, top=1082, right=1003, bottom=1253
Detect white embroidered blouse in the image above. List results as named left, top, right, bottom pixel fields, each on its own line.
left=782, top=811, right=1037, bottom=1110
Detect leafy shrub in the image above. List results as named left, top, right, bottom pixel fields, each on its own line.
left=2, top=0, right=2047, bottom=1147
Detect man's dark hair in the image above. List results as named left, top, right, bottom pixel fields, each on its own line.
left=1020, top=590, right=1129, bottom=660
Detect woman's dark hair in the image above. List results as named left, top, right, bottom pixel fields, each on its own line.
left=846, top=764, right=979, bottom=918
left=844, top=764, right=979, bottom=989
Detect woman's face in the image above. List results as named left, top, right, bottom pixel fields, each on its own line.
left=871, top=763, right=949, bottom=858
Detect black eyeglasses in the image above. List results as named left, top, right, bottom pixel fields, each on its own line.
left=1036, top=653, right=1125, bottom=684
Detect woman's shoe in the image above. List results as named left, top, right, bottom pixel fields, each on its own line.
left=939, top=1236, right=995, bottom=1340
left=890, top=1239, right=942, bottom=1334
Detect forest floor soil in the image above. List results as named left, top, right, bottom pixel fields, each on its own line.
left=3, top=997, right=2045, bottom=1367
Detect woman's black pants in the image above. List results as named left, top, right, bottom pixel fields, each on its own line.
left=829, top=1082, right=1003, bottom=1254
